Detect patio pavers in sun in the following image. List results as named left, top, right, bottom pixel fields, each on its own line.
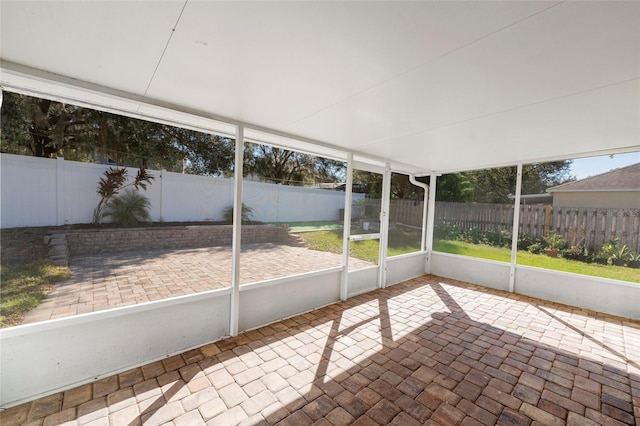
left=3, top=275, right=638, bottom=425
left=21, top=244, right=373, bottom=324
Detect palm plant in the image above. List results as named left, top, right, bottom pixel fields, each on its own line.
left=101, top=189, right=151, bottom=227
left=93, top=167, right=154, bottom=224
left=223, top=203, right=254, bottom=224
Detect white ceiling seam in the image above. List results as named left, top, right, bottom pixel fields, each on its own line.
left=0, top=61, right=237, bottom=139
left=358, top=77, right=640, bottom=151
left=280, top=1, right=640, bottom=168
left=1, top=1, right=638, bottom=173
left=356, top=77, right=640, bottom=170
left=368, top=79, right=640, bottom=172
left=242, top=124, right=428, bottom=173
left=0, top=1, right=187, bottom=94
left=146, top=1, right=572, bottom=137
left=141, top=0, right=188, bottom=99
left=288, top=0, right=565, bottom=127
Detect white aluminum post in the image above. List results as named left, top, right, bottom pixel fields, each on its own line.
left=378, top=164, right=391, bottom=288
left=230, top=126, right=244, bottom=336
left=425, top=173, right=438, bottom=273
left=409, top=175, right=429, bottom=252
left=509, top=163, right=523, bottom=292
left=340, top=153, right=354, bottom=300
left=422, top=192, right=428, bottom=252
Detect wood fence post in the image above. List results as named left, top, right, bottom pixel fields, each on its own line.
left=544, top=205, right=552, bottom=235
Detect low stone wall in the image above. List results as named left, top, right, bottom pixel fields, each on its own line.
left=63, top=225, right=292, bottom=256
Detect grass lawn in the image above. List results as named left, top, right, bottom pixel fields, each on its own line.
left=299, top=232, right=640, bottom=283
left=269, top=221, right=343, bottom=232
left=434, top=240, right=640, bottom=283
left=299, top=228, right=422, bottom=263
left=0, top=261, right=70, bottom=327
left=433, top=240, right=511, bottom=262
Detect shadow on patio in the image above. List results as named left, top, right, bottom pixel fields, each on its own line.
left=2, top=275, right=638, bottom=425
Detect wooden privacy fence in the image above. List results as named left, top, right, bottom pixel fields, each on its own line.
left=356, top=199, right=426, bottom=226
left=434, top=202, right=515, bottom=233
left=389, top=200, right=640, bottom=252
left=545, top=206, right=639, bottom=252
left=390, top=199, right=424, bottom=227
left=436, top=202, right=639, bottom=252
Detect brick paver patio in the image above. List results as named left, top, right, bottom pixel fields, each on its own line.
left=22, top=244, right=373, bottom=324
left=3, top=275, right=638, bottom=425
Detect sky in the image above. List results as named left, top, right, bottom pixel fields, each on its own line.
left=570, top=151, right=640, bottom=180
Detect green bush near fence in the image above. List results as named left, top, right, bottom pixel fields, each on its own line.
left=433, top=240, right=640, bottom=283
left=434, top=225, right=512, bottom=248
left=434, top=225, right=640, bottom=269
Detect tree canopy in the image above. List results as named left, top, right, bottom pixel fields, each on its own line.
left=1, top=92, right=345, bottom=182
left=435, top=173, right=474, bottom=202
left=346, top=172, right=429, bottom=200
left=1, top=91, right=235, bottom=175
left=243, top=143, right=344, bottom=186
left=352, top=164, right=573, bottom=203
left=1, top=93, right=93, bottom=158
left=464, top=162, right=573, bottom=203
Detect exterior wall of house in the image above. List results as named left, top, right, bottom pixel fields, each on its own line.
left=552, top=191, right=640, bottom=208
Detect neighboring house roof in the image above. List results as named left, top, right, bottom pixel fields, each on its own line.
left=547, top=163, right=640, bottom=193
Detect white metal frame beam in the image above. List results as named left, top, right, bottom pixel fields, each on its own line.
left=229, top=126, right=244, bottom=336
left=425, top=173, right=438, bottom=274
left=340, top=153, right=354, bottom=301
left=378, top=164, right=392, bottom=288
left=509, top=164, right=523, bottom=293
left=409, top=175, right=429, bottom=252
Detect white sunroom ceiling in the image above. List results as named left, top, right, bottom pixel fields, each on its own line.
left=0, top=1, right=638, bottom=174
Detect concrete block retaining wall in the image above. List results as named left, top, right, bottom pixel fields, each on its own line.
left=63, top=225, right=291, bottom=256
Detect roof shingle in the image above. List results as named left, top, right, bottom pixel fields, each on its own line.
left=547, top=163, right=640, bottom=192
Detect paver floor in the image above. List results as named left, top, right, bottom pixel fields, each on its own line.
left=22, top=244, right=372, bottom=324
left=3, top=275, right=639, bottom=425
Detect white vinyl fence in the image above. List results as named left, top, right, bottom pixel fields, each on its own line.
left=0, top=154, right=355, bottom=228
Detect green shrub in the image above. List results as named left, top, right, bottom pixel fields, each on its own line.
left=491, top=230, right=512, bottom=247
left=527, top=242, right=545, bottom=254
left=93, top=167, right=153, bottom=224
left=518, top=234, right=542, bottom=251
left=561, top=246, right=589, bottom=262
left=435, top=225, right=511, bottom=248
left=223, top=203, right=254, bottom=224
left=434, top=225, right=464, bottom=241
left=597, top=238, right=633, bottom=266
left=101, top=189, right=151, bottom=227
left=436, top=225, right=640, bottom=269
left=544, top=232, right=566, bottom=250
